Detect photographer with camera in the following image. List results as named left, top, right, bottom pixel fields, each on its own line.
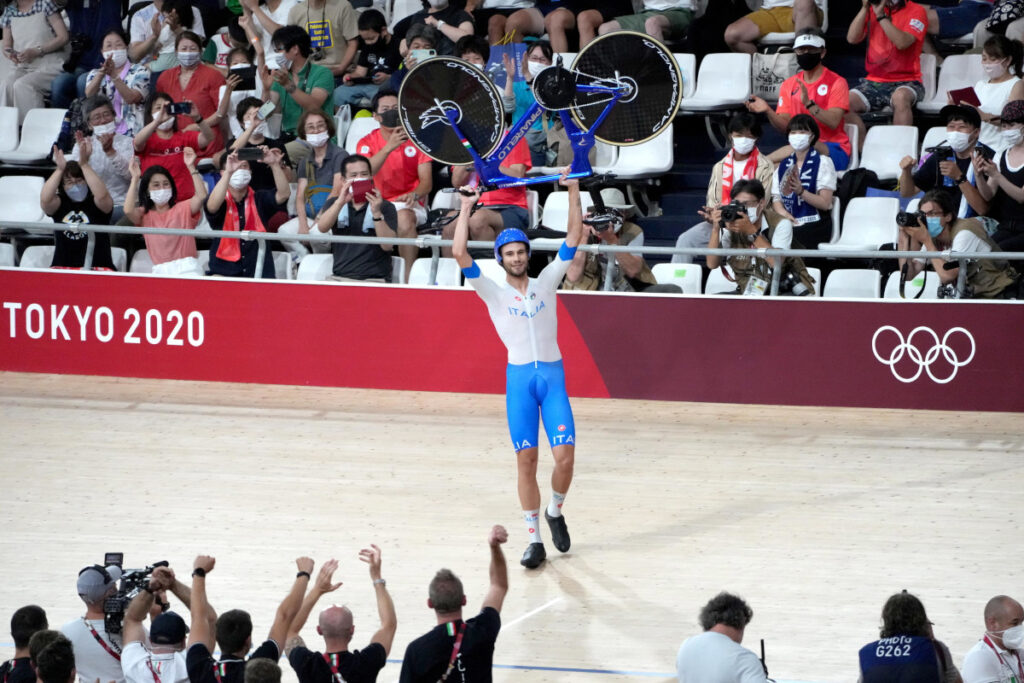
left=62, top=564, right=130, bottom=683
left=897, top=189, right=1020, bottom=298
left=122, top=566, right=202, bottom=683
left=186, top=556, right=313, bottom=683
left=563, top=188, right=677, bottom=292
left=706, top=178, right=817, bottom=296
left=899, top=104, right=991, bottom=219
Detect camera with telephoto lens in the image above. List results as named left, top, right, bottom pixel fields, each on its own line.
left=718, top=202, right=745, bottom=228
left=896, top=210, right=926, bottom=228
left=779, top=270, right=811, bottom=296
left=101, top=553, right=168, bottom=635
left=583, top=208, right=623, bottom=232
left=925, top=145, right=953, bottom=159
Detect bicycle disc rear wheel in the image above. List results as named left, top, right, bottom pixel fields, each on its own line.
left=398, top=57, right=505, bottom=166
left=570, top=31, right=681, bottom=146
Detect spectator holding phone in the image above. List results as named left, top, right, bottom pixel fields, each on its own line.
left=308, top=154, right=400, bottom=281
left=226, top=97, right=294, bottom=192
left=388, top=24, right=438, bottom=93
left=135, top=92, right=215, bottom=201
left=83, top=28, right=151, bottom=138
left=124, top=151, right=208, bottom=276
left=899, top=104, right=991, bottom=218
left=157, top=31, right=228, bottom=155
left=975, top=35, right=1024, bottom=152
left=974, top=100, right=1024, bottom=252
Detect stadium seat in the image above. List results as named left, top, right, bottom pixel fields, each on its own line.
left=392, top=255, right=406, bottom=284
left=0, top=108, right=67, bottom=164
left=198, top=250, right=210, bottom=273
left=919, top=54, right=985, bottom=114
left=297, top=253, right=333, bottom=281
left=345, top=116, right=380, bottom=154
left=558, top=53, right=577, bottom=68
left=526, top=189, right=540, bottom=228
left=920, top=126, right=947, bottom=158
left=0, top=242, right=14, bottom=266
left=0, top=176, right=48, bottom=228
left=704, top=264, right=737, bottom=294
left=111, top=247, right=127, bottom=272
left=130, top=249, right=154, bottom=273
left=920, top=53, right=938, bottom=104
left=819, top=197, right=899, bottom=252
left=651, top=262, right=702, bottom=293
left=0, top=106, right=19, bottom=153
left=461, top=258, right=505, bottom=286
left=680, top=53, right=752, bottom=111
left=843, top=123, right=860, bottom=173
left=409, top=257, right=461, bottom=286
left=273, top=251, right=292, bottom=280
left=673, top=54, right=697, bottom=100
left=883, top=269, right=940, bottom=299
left=389, top=0, right=421, bottom=31
left=540, top=190, right=594, bottom=232
left=859, top=125, right=919, bottom=180
left=591, top=124, right=674, bottom=180
left=826, top=196, right=841, bottom=245
left=759, top=0, right=829, bottom=45
left=823, top=268, right=881, bottom=298
left=19, top=245, right=52, bottom=268
left=530, top=139, right=618, bottom=176
left=805, top=266, right=822, bottom=296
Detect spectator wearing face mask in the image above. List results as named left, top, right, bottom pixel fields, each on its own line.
left=71, top=96, right=135, bottom=223
left=156, top=31, right=228, bottom=155
left=41, top=145, right=116, bottom=270
left=675, top=112, right=775, bottom=265
left=962, top=594, right=1024, bottom=683
left=135, top=92, right=216, bottom=201
left=974, top=99, right=1024, bottom=252
left=746, top=28, right=851, bottom=171
left=974, top=35, right=1024, bottom=153
left=83, top=28, right=151, bottom=137
left=899, top=104, right=991, bottom=220
left=771, top=114, right=836, bottom=249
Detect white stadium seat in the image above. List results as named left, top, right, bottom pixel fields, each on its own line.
left=540, top=190, right=594, bottom=233
left=130, top=249, right=154, bottom=273
left=920, top=126, right=948, bottom=158
left=0, top=108, right=67, bottom=164
left=860, top=125, right=919, bottom=181
left=819, top=197, right=899, bottom=252
left=592, top=124, right=674, bottom=180
left=345, top=116, right=380, bottom=154
left=392, top=256, right=406, bottom=284
left=883, top=269, right=940, bottom=299
left=0, top=106, right=19, bottom=153
left=823, top=268, right=881, bottom=299
left=461, top=258, right=505, bottom=287
left=409, top=257, right=461, bottom=286
left=651, top=262, right=702, bottom=293
left=674, top=53, right=697, bottom=99
left=17, top=244, right=125, bottom=270
left=919, top=54, right=985, bottom=114
left=273, top=251, right=293, bottom=280
left=0, top=176, right=48, bottom=228
left=297, top=253, right=333, bottom=281
left=680, top=53, right=752, bottom=111
left=919, top=53, right=938, bottom=104
left=704, top=264, right=737, bottom=294
left=0, top=242, right=14, bottom=266
left=843, top=123, right=860, bottom=173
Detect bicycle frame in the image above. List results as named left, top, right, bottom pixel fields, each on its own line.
left=437, top=79, right=625, bottom=189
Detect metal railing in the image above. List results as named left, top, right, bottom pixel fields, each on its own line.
left=4, top=220, right=1023, bottom=297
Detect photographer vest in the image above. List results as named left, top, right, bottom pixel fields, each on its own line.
left=858, top=636, right=942, bottom=683
left=949, top=218, right=1019, bottom=298
left=729, top=209, right=817, bottom=295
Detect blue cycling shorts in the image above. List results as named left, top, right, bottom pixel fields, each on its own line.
left=506, top=360, right=576, bottom=452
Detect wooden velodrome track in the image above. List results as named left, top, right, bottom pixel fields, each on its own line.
left=0, top=371, right=1021, bottom=682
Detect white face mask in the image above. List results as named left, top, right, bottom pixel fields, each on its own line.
left=788, top=133, right=812, bottom=151
left=65, top=183, right=89, bottom=203
left=992, top=625, right=1024, bottom=650
left=526, top=60, right=547, bottom=78
left=157, top=117, right=175, bottom=130
left=177, top=51, right=200, bottom=67
left=103, top=49, right=128, bottom=68
left=732, top=136, right=756, bottom=155
left=150, top=188, right=172, bottom=206
left=1003, top=127, right=1024, bottom=147
left=306, top=131, right=329, bottom=147
left=746, top=206, right=759, bottom=223
left=946, top=130, right=972, bottom=153
left=269, top=53, right=292, bottom=71
left=229, top=169, right=252, bottom=189
left=92, top=121, right=117, bottom=137
left=983, top=61, right=1008, bottom=79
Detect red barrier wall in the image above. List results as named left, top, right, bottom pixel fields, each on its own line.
left=2, top=269, right=1021, bottom=412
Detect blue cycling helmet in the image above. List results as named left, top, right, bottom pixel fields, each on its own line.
left=494, top=228, right=530, bottom=263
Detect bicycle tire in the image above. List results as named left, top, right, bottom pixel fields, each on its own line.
left=397, top=57, right=505, bottom=166
left=570, top=31, right=681, bottom=146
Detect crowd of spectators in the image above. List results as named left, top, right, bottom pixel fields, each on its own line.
left=1, top=0, right=1023, bottom=297
left=3, top=561, right=1020, bottom=683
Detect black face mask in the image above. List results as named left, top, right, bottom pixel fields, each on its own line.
left=796, top=52, right=822, bottom=72
left=379, top=109, right=400, bottom=128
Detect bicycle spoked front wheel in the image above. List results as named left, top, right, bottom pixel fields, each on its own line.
left=398, top=57, right=505, bottom=166
left=571, top=31, right=681, bottom=146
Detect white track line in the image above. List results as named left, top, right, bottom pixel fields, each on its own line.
left=502, top=596, right=563, bottom=629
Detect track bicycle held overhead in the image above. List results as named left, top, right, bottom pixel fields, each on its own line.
left=396, top=31, right=682, bottom=191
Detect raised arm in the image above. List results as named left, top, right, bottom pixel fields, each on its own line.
left=77, top=139, right=114, bottom=215
left=123, top=567, right=173, bottom=647
left=480, top=525, right=509, bottom=613
left=134, top=105, right=167, bottom=152
left=451, top=186, right=481, bottom=269
left=268, top=557, right=314, bottom=650
left=285, top=559, right=341, bottom=655
left=262, top=146, right=291, bottom=206
left=359, top=545, right=397, bottom=656
left=188, top=555, right=217, bottom=651
left=562, top=171, right=584, bottom=249
left=41, top=147, right=65, bottom=216
left=205, top=151, right=238, bottom=215
left=182, top=147, right=207, bottom=216
left=124, top=157, right=144, bottom=225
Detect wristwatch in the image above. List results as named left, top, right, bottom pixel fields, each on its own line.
left=956, top=175, right=969, bottom=185
left=192, top=568, right=206, bottom=578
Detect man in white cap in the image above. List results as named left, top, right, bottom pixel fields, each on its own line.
left=746, top=27, right=852, bottom=170
left=563, top=187, right=677, bottom=292
left=725, top=0, right=823, bottom=54
left=61, top=564, right=127, bottom=683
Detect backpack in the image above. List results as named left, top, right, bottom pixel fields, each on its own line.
left=834, top=168, right=880, bottom=224
left=303, top=158, right=334, bottom=217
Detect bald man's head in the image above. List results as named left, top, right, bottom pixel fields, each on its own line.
left=318, top=606, right=354, bottom=642
left=984, top=595, right=1024, bottom=650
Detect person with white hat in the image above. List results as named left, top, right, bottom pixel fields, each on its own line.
left=746, top=27, right=852, bottom=171
left=60, top=564, right=128, bottom=683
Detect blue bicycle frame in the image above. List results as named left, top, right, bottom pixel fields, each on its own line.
left=438, top=79, right=626, bottom=190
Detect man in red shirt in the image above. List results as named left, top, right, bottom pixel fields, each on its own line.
left=357, top=88, right=432, bottom=279
left=847, top=0, right=928, bottom=138
left=747, top=28, right=851, bottom=170
left=440, top=135, right=532, bottom=256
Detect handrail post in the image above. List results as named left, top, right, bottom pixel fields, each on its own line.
left=253, top=235, right=266, bottom=279
left=83, top=228, right=95, bottom=271
left=769, top=251, right=782, bottom=296
left=428, top=243, right=440, bottom=285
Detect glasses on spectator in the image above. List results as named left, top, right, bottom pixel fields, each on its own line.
left=921, top=209, right=945, bottom=217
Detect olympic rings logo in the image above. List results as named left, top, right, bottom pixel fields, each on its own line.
left=871, top=326, right=976, bottom=384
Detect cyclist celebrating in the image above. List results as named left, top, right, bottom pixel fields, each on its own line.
left=452, top=170, right=585, bottom=570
